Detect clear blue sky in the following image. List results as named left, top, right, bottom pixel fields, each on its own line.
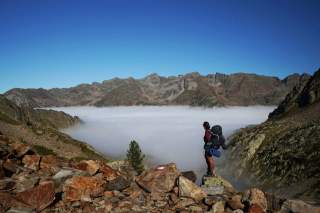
left=0, top=0, right=319, bottom=93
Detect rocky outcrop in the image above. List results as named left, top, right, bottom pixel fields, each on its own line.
left=4, top=72, right=309, bottom=107
left=225, top=69, right=320, bottom=202
left=0, top=137, right=319, bottom=212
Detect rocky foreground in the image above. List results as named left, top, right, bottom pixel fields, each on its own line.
left=1, top=135, right=319, bottom=213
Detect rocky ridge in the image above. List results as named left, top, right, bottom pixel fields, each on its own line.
left=225, top=69, right=320, bottom=203
left=4, top=72, right=310, bottom=107
left=1, top=137, right=319, bottom=213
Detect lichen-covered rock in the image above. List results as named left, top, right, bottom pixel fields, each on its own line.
left=178, top=176, right=206, bottom=201
left=136, top=163, right=180, bottom=193
left=63, top=176, right=105, bottom=201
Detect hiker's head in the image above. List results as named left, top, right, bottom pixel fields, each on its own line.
left=203, top=121, right=210, bottom=130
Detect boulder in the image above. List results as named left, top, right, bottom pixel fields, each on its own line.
left=105, top=175, right=131, bottom=191
left=73, top=160, right=99, bottom=176
left=178, top=176, right=207, bottom=201
left=227, top=194, right=245, bottom=210
left=248, top=204, right=264, bottom=213
left=10, top=142, right=31, bottom=158
left=136, top=163, right=180, bottom=193
left=201, top=175, right=235, bottom=195
left=212, top=200, right=225, bottom=213
left=12, top=172, right=39, bottom=193
left=243, top=188, right=267, bottom=212
left=174, top=197, right=196, bottom=209
left=0, top=192, right=32, bottom=211
left=99, top=162, right=120, bottom=181
left=16, top=181, right=55, bottom=211
left=181, top=171, right=197, bottom=183
left=22, top=155, right=40, bottom=170
left=40, top=155, right=61, bottom=171
left=278, top=199, right=320, bottom=213
left=3, top=159, right=19, bottom=174
left=63, top=176, right=105, bottom=201
left=0, top=178, right=15, bottom=191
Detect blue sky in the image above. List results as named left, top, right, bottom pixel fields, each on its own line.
left=0, top=0, right=319, bottom=93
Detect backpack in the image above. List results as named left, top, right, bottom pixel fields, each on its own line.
left=210, top=125, right=227, bottom=150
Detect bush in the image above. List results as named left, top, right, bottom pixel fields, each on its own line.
left=126, top=140, right=145, bottom=175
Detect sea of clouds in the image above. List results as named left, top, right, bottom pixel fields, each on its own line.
left=52, top=106, right=275, bottom=182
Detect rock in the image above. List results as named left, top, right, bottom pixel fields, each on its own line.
left=12, top=172, right=39, bottom=193
left=233, top=210, right=244, bottom=213
left=6, top=207, right=35, bottom=213
left=63, top=176, right=105, bottom=201
left=99, top=162, right=120, bottom=181
left=22, top=155, right=40, bottom=170
left=181, top=171, right=197, bottom=183
left=188, top=205, right=204, bottom=212
left=248, top=204, right=264, bottom=213
left=201, top=176, right=225, bottom=195
left=3, top=159, right=19, bottom=174
left=178, top=176, right=207, bottom=201
left=0, top=178, right=15, bottom=191
left=105, top=175, right=131, bottom=191
left=204, top=195, right=224, bottom=206
left=265, top=192, right=285, bottom=212
left=227, top=194, right=245, bottom=210
left=174, top=197, right=196, bottom=209
left=136, top=163, right=180, bottom=193
left=16, top=181, right=55, bottom=211
left=212, top=200, right=225, bottom=213
left=40, top=155, right=61, bottom=172
left=73, top=160, right=99, bottom=176
left=0, top=192, right=32, bottom=210
left=243, top=188, right=267, bottom=212
left=278, top=199, right=320, bottom=213
left=10, top=142, right=31, bottom=157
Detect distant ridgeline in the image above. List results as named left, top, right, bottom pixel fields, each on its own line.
left=226, top=69, right=320, bottom=202
left=4, top=72, right=310, bottom=107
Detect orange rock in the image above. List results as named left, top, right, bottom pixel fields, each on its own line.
left=99, top=163, right=120, bottom=181
left=11, top=142, right=31, bottom=157
left=0, top=192, right=32, bottom=210
left=249, top=204, right=264, bottom=213
left=40, top=155, right=61, bottom=171
left=22, top=155, right=41, bottom=170
left=16, top=181, right=55, bottom=211
left=63, top=176, right=106, bottom=201
left=73, top=160, right=99, bottom=175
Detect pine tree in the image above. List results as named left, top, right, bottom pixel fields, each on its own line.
left=126, top=140, right=145, bottom=175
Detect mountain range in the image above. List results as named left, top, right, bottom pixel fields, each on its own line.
left=4, top=72, right=310, bottom=107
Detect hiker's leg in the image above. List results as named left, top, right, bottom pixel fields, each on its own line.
left=208, top=156, right=215, bottom=176
left=205, top=154, right=210, bottom=174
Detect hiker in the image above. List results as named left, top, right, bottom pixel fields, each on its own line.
left=203, top=121, right=227, bottom=176
left=203, top=121, right=216, bottom=176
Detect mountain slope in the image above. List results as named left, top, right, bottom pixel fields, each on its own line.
left=4, top=72, right=310, bottom=107
left=0, top=95, right=107, bottom=161
left=225, top=69, right=320, bottom=203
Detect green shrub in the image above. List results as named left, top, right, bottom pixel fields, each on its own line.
left=126, top=140, right=145, bottom=175
left=32, top=145, right=56, bottom=156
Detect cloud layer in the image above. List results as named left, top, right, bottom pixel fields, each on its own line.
left=53, top=106, right=274, bottom=177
